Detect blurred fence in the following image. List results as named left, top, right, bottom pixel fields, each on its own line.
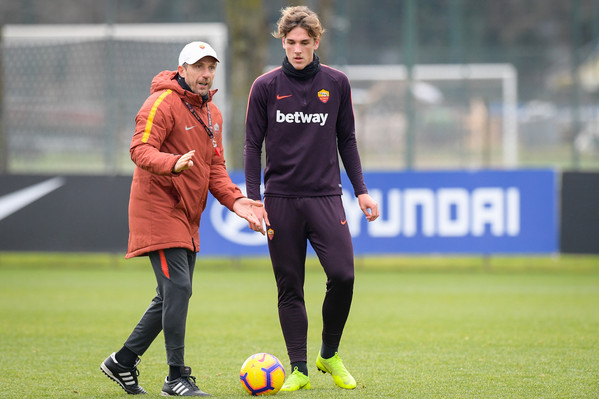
left=2, top=23, right=599, bottom=174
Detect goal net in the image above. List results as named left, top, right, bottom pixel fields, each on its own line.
left=344, top=64, right=518, bottom=169
left=2, top=23, right=228, bottom=174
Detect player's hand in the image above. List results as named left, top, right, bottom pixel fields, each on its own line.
left=252, top=205, right=270, bottom=232
left=173, top=150, right=195, bottom=173
left=233, top=198, right=266, bottom=235
left=358, top=193, right=379, bottom=222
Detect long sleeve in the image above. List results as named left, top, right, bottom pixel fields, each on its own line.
left=244, top=79, right=268, bottom=201
left=336, top=76, right=367, bottom=196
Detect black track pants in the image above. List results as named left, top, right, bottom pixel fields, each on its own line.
left=265, top=196, right=355, bottom=363
left=123, top=248, right=196, bottom=367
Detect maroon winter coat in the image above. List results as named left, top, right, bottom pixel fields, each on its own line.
left=126, top=70, right=242, bottom=258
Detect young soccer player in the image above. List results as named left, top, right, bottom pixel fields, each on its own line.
left=244, top=5, right=379, bottom=391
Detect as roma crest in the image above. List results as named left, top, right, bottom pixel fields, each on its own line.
left=317, top=89, right=330, bottom=103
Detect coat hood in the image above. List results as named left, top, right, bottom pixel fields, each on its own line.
left=150, top=70, right=217, bottom=105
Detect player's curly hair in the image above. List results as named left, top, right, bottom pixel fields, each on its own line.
left=272, top=5, right=325, bottom=39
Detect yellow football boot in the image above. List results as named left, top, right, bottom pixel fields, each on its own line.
left=316, top=352, right=356, bottom=389
left=279, top=367, right=311, bottom=391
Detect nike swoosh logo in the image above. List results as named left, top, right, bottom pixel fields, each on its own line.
left=0, top=177, right=65, bottom=221
left=185, top=125, right=196, bottom=131
left=340, top=219, right=347, bottom=225
left=276, top=94, right=292, bottom=100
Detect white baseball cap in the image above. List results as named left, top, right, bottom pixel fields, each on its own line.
left=178, top=41, right=220, bottom=66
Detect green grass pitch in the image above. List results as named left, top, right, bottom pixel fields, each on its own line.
left=0, top=253, right=598, bottom=398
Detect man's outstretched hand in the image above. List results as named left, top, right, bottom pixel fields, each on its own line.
left=233, top=198, right=266, bottom=235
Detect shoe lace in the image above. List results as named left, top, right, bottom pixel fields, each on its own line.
left=330, top=353, right=343, bottom=365
left=180, top=374, right=199, bottom=390
left=323, top=353, right=347, bottom=374
left=121, top=365, right=140, bottom=383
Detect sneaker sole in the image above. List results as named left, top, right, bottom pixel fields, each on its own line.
left=161, top=389, right=211, bottom=396
left=280, top=381, right=311, bottom=391
left=100, top=362, right=145, bottom=395
left=316, top=360, right=328, bottom=374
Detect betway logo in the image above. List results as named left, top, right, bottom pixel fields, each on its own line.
left=342, top=187, right=520, bottom=237
left=276, top=109, right=328, bottom=126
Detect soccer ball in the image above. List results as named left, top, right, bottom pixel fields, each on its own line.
left=239, top=353, right=285, bottom=395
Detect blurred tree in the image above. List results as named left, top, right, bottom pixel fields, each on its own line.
left=312, top=0, right=336, bottom=65
left=224, top=0, right=267, bottom=170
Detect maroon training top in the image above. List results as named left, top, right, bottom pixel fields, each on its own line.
left=244, top=58, right=367, bottom=201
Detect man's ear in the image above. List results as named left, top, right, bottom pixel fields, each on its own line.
left=314, top=38, right=320, bottom=50
left=177, top=64, right=185, bottom=77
